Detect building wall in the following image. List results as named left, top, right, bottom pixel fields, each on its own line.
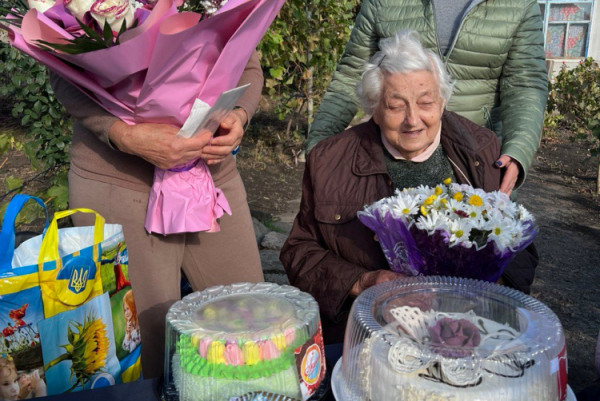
left=588, top=3, right=600, bottom=59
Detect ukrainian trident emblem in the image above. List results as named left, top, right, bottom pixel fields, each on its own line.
left=69, top=268, right=89, bottom=294
left=55, top=255, right=98, bottom=306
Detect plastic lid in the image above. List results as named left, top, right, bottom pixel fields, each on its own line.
left=334, top=277, right=567, bottom=401
left=167, top=282, right=319, bottom=341
left=163, top=282, right=325, bottom=401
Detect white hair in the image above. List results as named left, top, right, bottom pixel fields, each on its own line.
left=356, top=30, right=455, bottom=115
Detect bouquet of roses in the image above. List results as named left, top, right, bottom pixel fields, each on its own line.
left=357, top=179, right=537, bottom=282
left=0, top=0, right=284, bottom=235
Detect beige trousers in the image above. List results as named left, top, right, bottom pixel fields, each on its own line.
left=68, top=170, right=264, bottom=379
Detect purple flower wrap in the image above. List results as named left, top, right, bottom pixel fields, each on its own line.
left=357, top=208, right=537, bottom=282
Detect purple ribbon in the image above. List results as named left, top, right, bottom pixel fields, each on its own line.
left=169, top=159, right=199, bottom=172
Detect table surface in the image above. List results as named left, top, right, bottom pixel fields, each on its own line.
left=42, top=344, right=344, bottom=401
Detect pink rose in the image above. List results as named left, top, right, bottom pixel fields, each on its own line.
left=198, top=338, right=211, bottom=358
left=284, top=328, right=296, bottom=347
left=224, top=342, right=243, bottom=366
left=90, top=0, right=135, bottom=32
left=258, top=340, right=280, bottom=361
left=428, top=318, right=481, bottom=357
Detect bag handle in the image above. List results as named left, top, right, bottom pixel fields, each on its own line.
left=38, top=208, right=105, bottom=266
left=0, top=194, right=48, bottom=270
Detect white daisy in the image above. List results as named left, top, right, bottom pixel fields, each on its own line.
left=465, top=204, right=484, bottom=220
left=416, top=209, right=447, bottom=233
left=445, top=198, right=468, bottom=216
left=413, top=185, right=436, bottom=198
left=487, top=217, right=517, bottom=252
left=390, top=196, right=420, bottom=218
left=447, top=218, right=474, bottom=248
left=517, top=204, right=534, bottom=222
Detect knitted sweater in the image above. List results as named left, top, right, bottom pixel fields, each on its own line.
left=383, top=144, right=456, bottom=190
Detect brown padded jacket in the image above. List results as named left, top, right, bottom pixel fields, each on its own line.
left=280, top=111, right=538, bottom=344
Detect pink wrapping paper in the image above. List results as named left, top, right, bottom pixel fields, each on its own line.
left=147, top=163, right=232, bottom=234
left=3, top=0, right=285, bottom=234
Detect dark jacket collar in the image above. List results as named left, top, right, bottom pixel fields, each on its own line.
left=352, top=119, right=388, bottom=177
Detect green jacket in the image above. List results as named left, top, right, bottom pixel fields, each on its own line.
left=306, top=0, right=548, bottom=186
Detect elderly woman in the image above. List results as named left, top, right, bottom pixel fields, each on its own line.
left=280, top=31, right=538, bottom=344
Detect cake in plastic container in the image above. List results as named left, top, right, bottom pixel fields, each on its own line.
left=163, top=282, right=326, bottom=401
left=332, top=277, right=569, bottom=401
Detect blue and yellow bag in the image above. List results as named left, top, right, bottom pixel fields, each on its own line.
left=1, top=201, right=142, bottom=397
left=0, top=194, right=48, bottom=399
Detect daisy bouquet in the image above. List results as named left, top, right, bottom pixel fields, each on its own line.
left=0, top=0, right=285, bottom=235
left=357, top=180, right=537, bottom=282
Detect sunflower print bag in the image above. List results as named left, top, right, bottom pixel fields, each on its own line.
left=13, top=208, right=142, bottom=396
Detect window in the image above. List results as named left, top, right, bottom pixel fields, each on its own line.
left=538, top=0, right=595, bottom=58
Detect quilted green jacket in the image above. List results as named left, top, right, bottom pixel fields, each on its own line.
left=305, top=0, right=548, bottom=186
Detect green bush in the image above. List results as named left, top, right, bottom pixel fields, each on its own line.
left=0, top=44, right=71, bottom=167
left=547, top=57, right=600, bottom=153
left=547, top=57, right=600, bottom=193
left=0, top=43, right=70, bottom=213
left=258, top=0, right=360, bottom=135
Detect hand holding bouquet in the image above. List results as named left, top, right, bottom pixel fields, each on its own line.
left=357, top=180, right=537, bottom=282
left=1, top=0, right=284, bottom=235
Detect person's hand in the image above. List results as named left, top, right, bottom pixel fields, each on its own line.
left=18, top=374, right=31, bottom=388
left=29, top=371, right=40, bottom=388
left=201, top=108, right=247, bottom=166
left=495, top=155, right=520, bottom=196
left=350, top=270, right=405, bottom=297
left=108, top=121, right=213, bottom=170
left=125, top=321, right=133, bottom=338
left=18, top=375, right=32, bottom=399
left=30, top=370, right=47, bottom=397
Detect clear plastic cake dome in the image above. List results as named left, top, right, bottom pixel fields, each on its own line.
left=163, top=282, right=326, bottom=401
left=332, top=277, right=569, bottom=401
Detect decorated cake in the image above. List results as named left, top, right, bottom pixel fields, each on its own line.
left=163, top=282, right=325, bottom=401
left=332, top=277, right=569, bottom=401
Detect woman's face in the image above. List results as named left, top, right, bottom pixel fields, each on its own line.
left=0, top=370, right=19, bottom=400
left=373, top=70, right=445, bottom=159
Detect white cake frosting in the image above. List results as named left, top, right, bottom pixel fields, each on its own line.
left=365, top=307, right=561, bottom=401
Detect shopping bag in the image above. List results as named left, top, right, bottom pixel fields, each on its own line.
left=0, top=194, right=49, bottom=399
left=13, top=208, right=142, bottom=395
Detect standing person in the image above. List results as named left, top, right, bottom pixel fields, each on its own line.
left=100, top=242, right=131, bottom=295
left=48, top=50, right=265, bottom=379
left=305, top=0, right=548, bottom=195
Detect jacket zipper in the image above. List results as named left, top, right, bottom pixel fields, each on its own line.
left=433, top=0, right=487, bottom=63
left=482, top=106, right=493, bottom=129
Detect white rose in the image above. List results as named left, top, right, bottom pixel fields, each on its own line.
left=64, top=0, right=96, bottom=21
left=90, top=0, right=135, bottom=32
left=27, top=0, right=56, bottom=13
